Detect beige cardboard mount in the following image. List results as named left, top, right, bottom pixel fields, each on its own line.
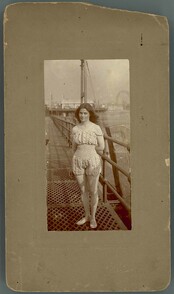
left=4, top=2, right=170, bottom=292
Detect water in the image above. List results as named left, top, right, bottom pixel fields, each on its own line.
left=99, top=109, right=130, bottom=128
left=99, top=109, right=130, bottom=144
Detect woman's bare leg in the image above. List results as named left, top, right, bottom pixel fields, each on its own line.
left=75, top=174, right=90, bottom=225
left=87, top=174, right=100, bottom=228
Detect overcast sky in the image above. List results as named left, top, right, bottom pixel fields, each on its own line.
left=44, top=60, right=130, bottom=106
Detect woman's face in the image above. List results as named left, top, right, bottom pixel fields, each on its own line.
left=79, top=108, right=90, bottom=123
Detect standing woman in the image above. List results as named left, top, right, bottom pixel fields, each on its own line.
left=71, top=103, right=105, bottom=229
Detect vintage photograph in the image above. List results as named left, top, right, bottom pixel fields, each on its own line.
left=4, top=2, right=170, bottom=291
left=44, top=59, right=131, bottom=231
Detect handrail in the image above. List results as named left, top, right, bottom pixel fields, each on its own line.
left=98, top=151, right=130, bottom=180
left=104, top=133, right=130, bottom=151
left=55, top=116, right=75, bottom=127
left=100, top=174, right=131, bottom=212
left=51, top=115, right=131, bottom=214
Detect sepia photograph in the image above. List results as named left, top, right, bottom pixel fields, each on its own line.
left=44, top=59, right=131, bottom=231
left=4, top=3, right=170, bottom=291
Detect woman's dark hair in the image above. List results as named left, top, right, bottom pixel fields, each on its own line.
left=75, top=103, right=99, bottom=123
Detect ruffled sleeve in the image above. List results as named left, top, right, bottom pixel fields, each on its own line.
left=72, top=126, right=77, bottom=134
left=95, top=125, right=103, bottom=136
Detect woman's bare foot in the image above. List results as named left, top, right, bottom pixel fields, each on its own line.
left=76, top=216, right=90, bottom=226
left=90, top=219, right=97, bottom=229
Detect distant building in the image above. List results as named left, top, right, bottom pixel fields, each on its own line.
left=108, top=104, right=123, bottom=111
left=60, top=101, right=94, bottom=109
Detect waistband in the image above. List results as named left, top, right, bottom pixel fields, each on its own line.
left=75, top=145, right=98, bottom=158
left=76, top=144, right=96, bottom=151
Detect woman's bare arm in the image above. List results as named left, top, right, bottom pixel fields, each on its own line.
left=96, top=135, right=105, bottom=152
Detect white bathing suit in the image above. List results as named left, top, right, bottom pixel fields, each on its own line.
left=72, top=123, right=103, bottom=176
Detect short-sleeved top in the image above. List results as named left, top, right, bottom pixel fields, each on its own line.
left=72, top=123, right=103, bottom=146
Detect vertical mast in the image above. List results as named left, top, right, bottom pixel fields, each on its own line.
left=50, top=92, right=53, bottom=115
left=80, top=59, right=87, bottom=104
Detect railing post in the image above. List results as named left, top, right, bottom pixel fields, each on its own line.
left=102, top=139, right=107, bottom=203
left=66, top=120, right=68, bottom=140
left=68, top=122, right=71, bottom=147
left=105, top=126, right=123, bottom=197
